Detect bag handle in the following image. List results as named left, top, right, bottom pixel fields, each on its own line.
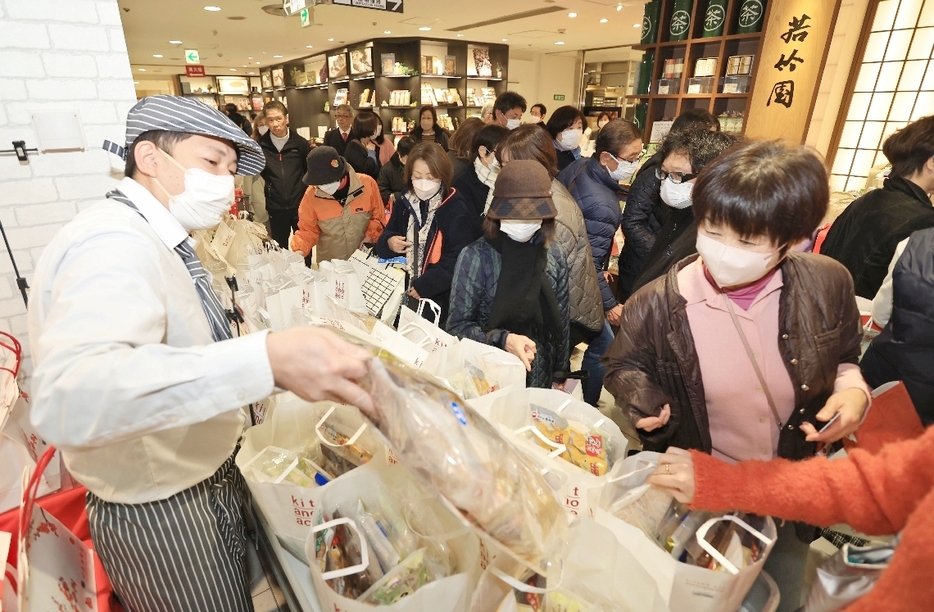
left=415, top=298, right=442, bottom=324
left=513, top=426, right=567, bottom=460
left=239, top=445, right=300, bottom=485
left=695, top=515, right=774, bottom=575
left=311, top=517, right=371, bottom=580
left=395, top=322, right=436, bottom=349
left=0, top=331, right=22, bottom=379
left=19, top=446, right=57, bottom=539
left=487, top=561, right=565, bottom=594
left=315, top=405, right=368, bottom=448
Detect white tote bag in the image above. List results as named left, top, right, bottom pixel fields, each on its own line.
left=593, top=452, right=777, bottom=612
left=235, top=395, right=391, bottom=560
left=303, top=465, right=481, bottom=612
left=320, top=259, right=368, bottom=314
left=397, top=299, right=456, bottom=354
left=424, top=338, right=527, bottom=399
left=487, top=388, right=629, bottom=519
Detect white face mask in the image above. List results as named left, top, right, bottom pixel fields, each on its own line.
left=318, top=179, right=341, bottom=195
left=660, top=180, right=694, bottom=209
left=607, top=154, right=639, bottom=182
left=598, top=120, right=609, bottom=129
left=155, top=149, right=234, bottom=232
left=558, top=128, right=583, bottom=151
left=258, top=125, right=269, bottom=136
left=696, top=232, right=782, bottom=288
left=529, top=115, right=542, bottom=124
left=506, top=118, right=521, bottom=130
left=374, top=123, right=382, bottom=137
left=413, top=178, right=441, bottom=200
left=500, top=219, right=542, bottom=242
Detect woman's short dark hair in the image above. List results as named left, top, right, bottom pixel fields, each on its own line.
left=545, top=105, right=586, bottom=140
left=349, top=111, right=380, bottom=141
left=597, top=111, right=611, bottom=123
left=396, top=136, right=416, bottom=158
left=659, top=129, right=740, bottom=173
left=482, top=216, right=556, bottom=245
left=449, top=117, right=485, bottom=159
left=470, top=124, right=510, bottom=162
left=404, top=142, right=454, bottom=194
left=595, top=119, right=641, bottom=156
left=882, top=115, right=934, bottom=179
left=692, top=140, right=829, bottom=247
left=497, top=124, right=560, bottom=179
left=531, top=103, right=547, bottom=117
left=124, top=130, right=194, bottom=178
left=671, top=108, right=720, bottom=133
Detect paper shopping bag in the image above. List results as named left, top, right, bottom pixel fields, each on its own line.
left=398, top=299, right=456, bottom=354
left=320, top=260, right=368, bottom=314
left=303, top=465, right=480, bottom=612
left=236, top=395, right=392, bottom=560
left=488, top=388, right=629, bottom=519
left=842, top=381, right=924, bottom=454
left=423, top=338, right=526, bottom=399
left=370, top=321, right=431, bottom=368
left=350, top=250, right=406, bottom=324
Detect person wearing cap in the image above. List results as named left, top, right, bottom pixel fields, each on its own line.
left=291, top=145, right=385, bottom=263
left=28, top=95, right=374, bottom=612
left=258, top=100, right=313, bottom=249
left=447, top=160, right=571, bottom=388
left=374, top=142, right=479, bottom=324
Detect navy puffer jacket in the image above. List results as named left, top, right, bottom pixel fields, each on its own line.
left=557, top=156, right=624, bottom=310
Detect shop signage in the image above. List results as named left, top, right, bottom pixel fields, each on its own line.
left=553, top=94, right=566, bottom=101
left=185, top=64, right=206, bottom=77
left=745, top=0, right=841, bottom=142
left=331, top=0, right=404, bottom=13
left=185, top=49, right=200, bottom=64
left=300, top=7, right=312, bottom=26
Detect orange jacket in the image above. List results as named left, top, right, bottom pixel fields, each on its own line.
left=290, top=168, right=385, bottom=263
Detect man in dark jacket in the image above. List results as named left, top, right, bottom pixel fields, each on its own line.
left=820, top=116, right=934, bottom=299
left=322, top=105, right=354, bottom=156
left=224, top=103, right=251, bottom=136
left=258, top=101, right=312, bottom=248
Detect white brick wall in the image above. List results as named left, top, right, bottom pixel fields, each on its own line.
left=0, top=0, right=135, bottom=362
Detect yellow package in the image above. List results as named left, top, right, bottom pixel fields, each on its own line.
left=565, top=425, right=609, bottom=476
left=530, top=405, right=571, bottom=462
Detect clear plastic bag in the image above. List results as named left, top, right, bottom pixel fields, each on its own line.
left=362, top=352, right=567, bottom=574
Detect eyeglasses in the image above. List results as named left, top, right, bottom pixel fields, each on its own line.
left=655, top=168, right=698, bottom=184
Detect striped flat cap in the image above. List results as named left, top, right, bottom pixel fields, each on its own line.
left=103, top=95, right=265, bottom=176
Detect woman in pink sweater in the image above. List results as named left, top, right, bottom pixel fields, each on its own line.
left=648, top=426, right=934, bottom=611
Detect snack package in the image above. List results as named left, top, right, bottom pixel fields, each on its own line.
left=245, top=445, right=323, bottom=487
left=362, top=352, right=567, bottom=574
left=359, top=548, right=431, bottom=605
left=611, top=485, right=674, bottom=542
left=318, top=421, right=374, bottom=478
left=530, top=405, right=571, bottom=461
left=321, top=510, right=377, bottom=599
left=564, top=424, right=609, bottom=476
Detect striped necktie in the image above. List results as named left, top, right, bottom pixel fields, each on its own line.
left=107, top=190, right=233, bottom=342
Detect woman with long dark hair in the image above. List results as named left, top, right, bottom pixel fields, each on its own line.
left=410, top=105, right=451, bottom=151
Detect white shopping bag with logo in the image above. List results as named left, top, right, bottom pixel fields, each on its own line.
left=398, top=299, right=456, bottom=354
left=320, top=259, right=367, bottom=314
left=487, top=388, right=628, bottom=519
left=424, top=338, right=527, bottom=399
left=236, top=395, right=393, bottom=560
left=303, top=465, right=480, bottom=612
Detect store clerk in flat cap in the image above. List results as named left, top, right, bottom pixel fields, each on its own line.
left=28, top=95, right=375, bottom=612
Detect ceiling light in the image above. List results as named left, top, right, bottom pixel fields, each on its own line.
left=600, top=18, right=609, bottom=23
left=568, top=12, right=577, bottom=17
left=243, top=64, right=247, bottom=67
left=138, top=68, right=146, bottom=71
left=248, top=56, right=253, bottom=59
left=230, top=68, right=237, bottom=71
left=256, top=61, right=261, bottom=64
left=328, top=37, right=334, bottom=41
left=418, top=26, right=431, bottom=31
left=632, top=22, right=640, bottom=27
left=169, top=40, right=182, bottom=44
left=306, top=45, right=314, bottom=48
left=617, top=3, right=623, bottom=10
left=502, top=38, right=508, bottom=41
left=456, top=34, right=464, bottom=37
left=248, top=71, right=255, bottom=75
left=384, top=30, right=391, bottom=34
left=204, top=6, right=222, bottom=11
left=273, top=54, right=282, bottom=58
left=133, top=81, right=139, bottom=84
left=554, top=41, right=565, bottom=45
left=153, top=54, right=163, bottom=58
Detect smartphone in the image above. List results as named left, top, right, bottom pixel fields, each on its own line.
left=818, top=412, right=842, bottom=434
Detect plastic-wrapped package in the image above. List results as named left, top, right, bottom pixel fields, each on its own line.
left=359, top=548, right=431, bottom=605
left=362, top=353, right=567, bottom=574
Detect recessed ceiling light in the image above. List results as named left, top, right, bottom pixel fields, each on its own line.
left=600, top=18, right=609, bottom=23
left=306, top=45, right=313, bottom=48
left=568, top=12, right=577, bottom=17
left=248, top=56, right=253, bottom=59
left=502, top=38, right=508, bottom=41
left=248, top=71, right=255, bottom=75
left=230, top=68, right=237, bottom=71
left=328, top=37, right=334, bottom=41
left=133, top=81, right=139, bottom=84
left=138, top=68, right=146, bottom=71
left=554, top=41, right=565, bottom=45
left=204, top=6, right=221, bottom=11
left=273, top=54, right=282, bottom=58
left=169, top=40, right=182, bottom=44
left=632, top=22, right=640, bottom=27
left=456, top=34, right=464, bottom=37
left=243, top=64, right=247, bottom=67
left=418, top=26, right=431, bottom=31
left=153, top=54, right=163, bottom=58
left=617, top=3, right=623, bottom=10
left=256, top=61, right=261, bottom=64
left=384, top=30, right=391, bottom=34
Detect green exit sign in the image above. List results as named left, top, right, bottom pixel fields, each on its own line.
left=300, top=7, right=311, bottom=27
left=553, top=94, right=566, bottom=101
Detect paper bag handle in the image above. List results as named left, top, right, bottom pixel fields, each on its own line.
left=311, top=517, right=371, bottom=580
left=695, top=515, right=774, bottom=575
left=513, top=426, right=567, bottom=460
left=487, top=562, right=564, bottom=594
left=396, top=322, right=436, bottom=349
left=606, top=460, right=656, bottom=484
left=415, top=298, right=442, bottom=323
left=315, top=405, right=368, bottom=448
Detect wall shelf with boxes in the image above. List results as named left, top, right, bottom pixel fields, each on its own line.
left=633, top=0, right=772, bottom=141
left=255, top=38, right=508, bottom=142
left=578, top=47, right=642, bottom=130
left=178, top=75, right=264, bottom=113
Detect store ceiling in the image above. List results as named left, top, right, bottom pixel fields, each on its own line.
left=120, top=0, right=644, bottom=76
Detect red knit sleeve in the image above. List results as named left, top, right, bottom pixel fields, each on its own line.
left=690, top=426, right=934, bottom=536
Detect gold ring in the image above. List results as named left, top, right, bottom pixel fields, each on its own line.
left=664, top=463, right=671, bottom=474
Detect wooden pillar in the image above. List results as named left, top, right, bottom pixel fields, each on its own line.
left=745, top=0, right=843, bottom=142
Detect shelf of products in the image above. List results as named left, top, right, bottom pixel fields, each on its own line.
left=633, top=0, right=772, bottom=141
left=254, top=37, right=508, bottom=142
left=178, top=75, right=265, bottom=112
